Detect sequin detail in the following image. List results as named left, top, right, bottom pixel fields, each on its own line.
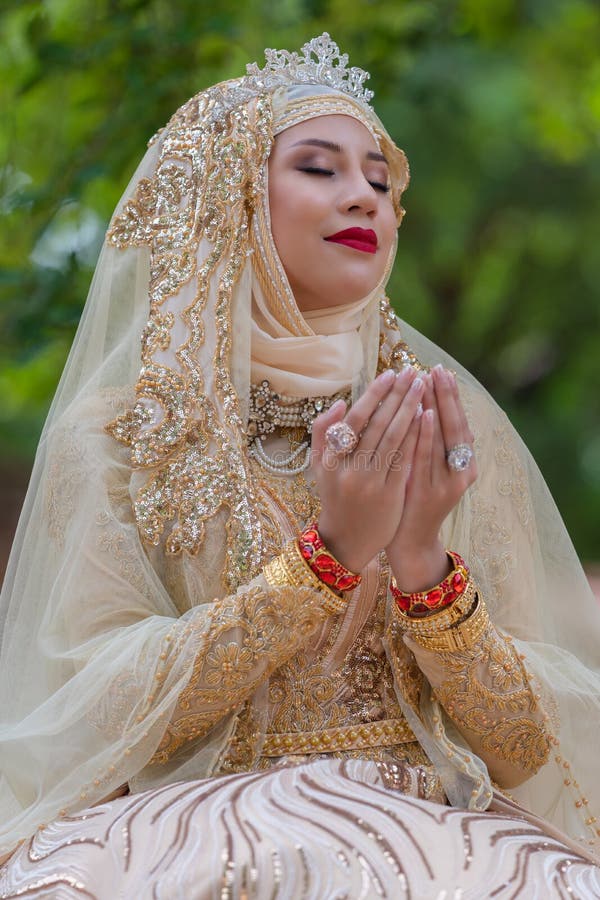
left=106, top=89, right=273, bottom=584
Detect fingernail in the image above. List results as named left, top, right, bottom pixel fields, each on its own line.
left=380, top=369, right=395, bottom=384
left=410, top=377, right=424, bottom=393
left=415, top=401, right=423, bottom=418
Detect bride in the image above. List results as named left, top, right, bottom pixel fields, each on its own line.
left=1, top=33, right=599, bottom=898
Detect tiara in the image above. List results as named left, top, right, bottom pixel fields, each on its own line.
left=171, top=34, right=374, bottom=128
left=246, top=33, right=374, bottom=105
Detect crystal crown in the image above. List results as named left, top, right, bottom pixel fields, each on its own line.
left=246, top=33, right=374, bottom=104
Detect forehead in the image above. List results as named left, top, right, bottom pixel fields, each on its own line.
left=272, top=114, right=382, bottom=155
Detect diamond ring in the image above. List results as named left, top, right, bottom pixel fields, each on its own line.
left=446, top=443, right=473, bottom=472
left=325, top=421, right=359, bottom=456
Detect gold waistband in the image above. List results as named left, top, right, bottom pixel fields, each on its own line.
left=262, top=718, right=416, bottom=757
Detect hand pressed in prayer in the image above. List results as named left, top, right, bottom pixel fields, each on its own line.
left=385, top=365, right=478, bottom=592
left=311, top=366, right=424, bottom=574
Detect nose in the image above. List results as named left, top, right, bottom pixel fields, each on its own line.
left=339, top=168, right=378, bottom=217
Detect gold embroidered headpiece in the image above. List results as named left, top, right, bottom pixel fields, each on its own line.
left=105, top=35, right=409, bottom=586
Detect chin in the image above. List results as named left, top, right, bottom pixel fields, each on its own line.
left=330, top=273, right=382, bottom=304
left=292, top=271, right=383, bottom=311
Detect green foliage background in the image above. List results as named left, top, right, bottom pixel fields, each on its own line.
left=1, top=0, right=599, bottom=558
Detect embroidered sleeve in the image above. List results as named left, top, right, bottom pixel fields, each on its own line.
left=408, top=621, right=551, bottom=782
left=149, top=580, right=328, bottom=765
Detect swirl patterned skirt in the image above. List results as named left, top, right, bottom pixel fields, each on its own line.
left=1, top=758, right=599, bottom=899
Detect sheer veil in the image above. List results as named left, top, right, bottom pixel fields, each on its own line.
left=1, top=35, right=599, bottom=860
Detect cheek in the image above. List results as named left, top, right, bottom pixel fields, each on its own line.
left=380, top=207, right=398, bottom=255
left=270, top=182, right=324, bottom=255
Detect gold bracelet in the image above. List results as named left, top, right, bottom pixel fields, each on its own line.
left=407, top=594, right=490, bottom=653
left=390, top=549, right=469, bottom=615
left=263, top=540, right=349, bottom=616
left=393, top=578, right=477, bottom=635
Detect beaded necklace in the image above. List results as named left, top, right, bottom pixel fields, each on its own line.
left=247, top=379, right=350, bottom=438
left=247, top=380, right=351, bottom=476
left=249, top=431, right=311, bottom=475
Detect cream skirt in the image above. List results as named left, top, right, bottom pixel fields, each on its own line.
left=1, top=758, right=599, bottom=899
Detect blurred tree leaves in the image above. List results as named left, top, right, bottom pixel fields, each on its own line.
left=1, top=0, right=599, bottom=556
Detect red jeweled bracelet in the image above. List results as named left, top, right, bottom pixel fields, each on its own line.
left=390, top=550, right=470, bottom=617
left=298, top=523, right=362, bottom=593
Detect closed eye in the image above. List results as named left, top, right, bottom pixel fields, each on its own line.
left=298, top=167, right=389, bottom=193
left=298, top=166, right=335, bottom=176
left=370, top=181, right=390, bottom=193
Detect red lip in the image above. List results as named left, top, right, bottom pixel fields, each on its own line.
left=324, top=227, right=378, bottom=254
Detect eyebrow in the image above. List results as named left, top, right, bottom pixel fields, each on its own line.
left=289, top=138, right=388, bottom=164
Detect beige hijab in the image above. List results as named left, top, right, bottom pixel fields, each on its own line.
left=249, top=84, right=404, bottom=399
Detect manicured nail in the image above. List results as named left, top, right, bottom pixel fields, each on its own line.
left=410, top=377, right=424, bottom=393
left=380, top=369, right=395, bottom=384
left=415, top=402, right=423, bottom=418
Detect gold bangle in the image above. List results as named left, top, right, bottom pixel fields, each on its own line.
left=393, top=578, right=477, bottom=635
left=407, top=594, right=490, bottom=653
left=263, top=540, right=349, bottom=617
left=263, top=553, right=289, bottom=587
left=287, top=541, right=348, bottom=615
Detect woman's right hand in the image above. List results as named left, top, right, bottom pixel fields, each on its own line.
left=310, top=367, right=425, bottom=573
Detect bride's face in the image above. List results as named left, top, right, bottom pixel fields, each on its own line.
left=268, top=114, right=397, bottom=312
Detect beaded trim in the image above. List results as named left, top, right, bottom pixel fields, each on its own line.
left=262, top=718, right=416, bottom=757
left=247, top=380, right=350, bottom=438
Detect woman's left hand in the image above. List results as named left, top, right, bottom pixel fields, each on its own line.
left=385, top=365, right=477, bottom=592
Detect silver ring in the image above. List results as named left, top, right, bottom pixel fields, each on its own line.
left=325, top=421, right=359, bottom=456
left=445, top=443, right=473, bottom=472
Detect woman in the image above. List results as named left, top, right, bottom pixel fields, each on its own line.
left=1, top=33, right=599, bottom=897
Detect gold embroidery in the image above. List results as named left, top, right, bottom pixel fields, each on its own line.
left=254, top=742, right=433, bottom=774
left=252, top=462, right=320, bottom=533
left=267, top=565, right=409, bottom=738
left=494, top=425, right=534, bottom=537
left=375, top=759, right=446, bottom=803
left=204, top=643, right=255, bottom=688
left=45, top=422, right=88, bottom=548
left=149, top=584, right=327, bottom=765
left=216, top=699, right=265, bottom=775
left=95, top=515, right=149, bottom=597
left=469, top=494, right=514, bottom=605
left=105, top=86, right=273, bottom=587
left=433, top=624, right=551, bottom=775
left=45, top=388, right=133, bottom=548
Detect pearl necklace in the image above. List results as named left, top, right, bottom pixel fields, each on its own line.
left=249, top=434, right=311, bottom=476
left=247, top=379, right=350, bottom=438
